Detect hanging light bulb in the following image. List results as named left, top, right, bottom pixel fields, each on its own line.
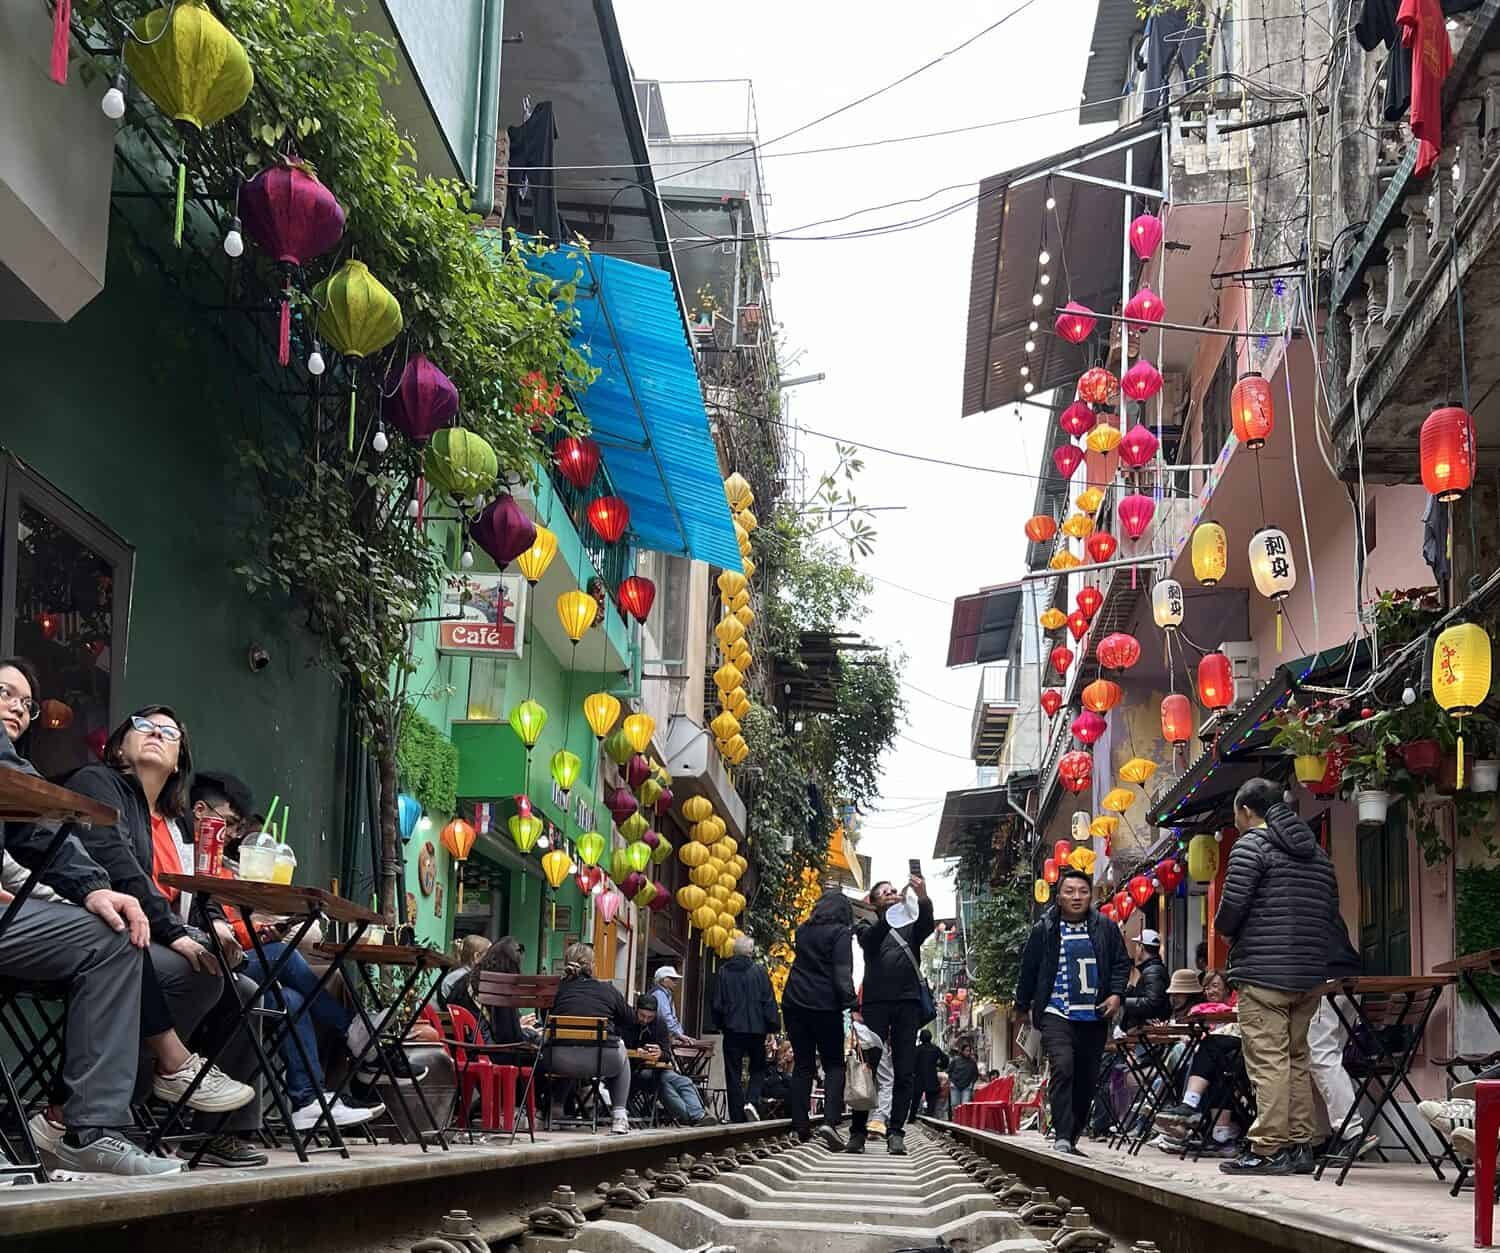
left=1025, top=340, right=1036, bottom=353
left=372, top=427, right=389, bottom=454
left=406, top=496, right=420, bottom=519
left=1031, top=292, right=1043, bottom=307
left=101, top=72, right=127, bottom=120
left=307, top=343, right=326, bottom=376
left=1039, top=248, right=1051, bottom=265
left=1040, top=273, right=1051, bottom=286
left=222, top=215, right=244, bottom=258
left=460, top=544, right=474, bottom=570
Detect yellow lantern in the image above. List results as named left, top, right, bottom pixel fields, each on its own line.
left=717, top=874, right=737, bottom=892
left=724, top=473, right=754, bottom=512
left=710, top=712, right=740, bottom=742
left=1192, top=522, right=1228, bottom=586
left=1086, top=424, right=1124, bottom=454
left=735, top=606, right=755, bottom=629
left=690, top=863, right=719, bottom=889
left=1187, top=833, right=1220, bottom=883
left=1067, top=847, right=1097, bottom=874
left=742, top=556, right=757, bottom=578
left=720, top=685, right=747, bottom=711
left=738, top=510, right=759, bottom=533
left=724, top=733, right=748, bottom=758
left=1077, top=487, right=1106, bottom=514
left=1433, top=621, right=1493, bottom=786
left=729, top=590, right=751, bottom=613
left=1040, top=608, right=1068, bottom=632
left=728, top=741, right=749, bottom=765
left=1089, top=816, right=1119, bottom=840
left=692, top=820, right=718, bottom=845
left=734, top=522, right=750, bottom=549
left=1102, top=787, right=1135, bottom=814
left=317, top=259, right=404, bottom=360
left=714, top=663, right=743, bottom=692
left=717, top=933, right=737, bottom=960
left=731, top=649, right=753, bottom=673
left=541, top=848, right=571, bottom=889
left=678, top=842, right=710, bottom=869
left=1049, top=550, right=1082, bottom=572
left=557, top=590, right=597, bottom=641
left=682, top=796, right=714, bottom=824
left=708, top=884, right=731, bottom=904
left=732, top=696, right=751, bottom=721
left=726, top=892, right=746, bottom=916
left=125, top=1, right=253, bottom=131
left=709, top=816, right=727, bottom=840
left=706, top=857, right=726, bottom=880
left=516, top=527, right=559, bottom=585
left=718, top=571, right=748, bottom=600
left=716, top=912, right=736, bottom=933
left=729, top=855, right=747, bottom=878
left=676, top=885, right=707, bottom=913
left=1034, top=878, right=1050, bottom=904
left=1061, top=513, right=1095, bottom=540
left=583, top=691, right=620, bottom=740
left=704, top=925, right=730, bottom=952
left=622, top=712, right=655, bottom=754
left=715, top=836, right=738, bottom=859
left=715, top=616, right=746, bottom=649
left=692, top=904, right=719, bottom=931
left=1118, top=757, right=1158, bottom=787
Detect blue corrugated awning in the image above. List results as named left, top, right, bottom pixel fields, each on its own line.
left=531, top=246, right=742, bottom=571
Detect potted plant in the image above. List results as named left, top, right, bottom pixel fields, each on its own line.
left=1268, top=700, right=1338, bottom=784
left=1466, top=716, right=1500, bottom=794
left=1339, top=710, right=1409, bottom=824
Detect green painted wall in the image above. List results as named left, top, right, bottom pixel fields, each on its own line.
left=384, top=0, right=487, bottom=181
left=1, top=237, right=346, bottom=887
left=402, top=816, right=454, bottom=949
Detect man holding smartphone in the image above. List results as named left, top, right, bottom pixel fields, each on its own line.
left=846, top=870, right=934, bottom=1156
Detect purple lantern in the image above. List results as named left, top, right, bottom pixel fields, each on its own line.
left=239, top=160, right=346, bottom=367
left=385, top=354, right=459, bottom=443
left=605, top=786, right=637, bottom=827
left=642, top=830, right=660, bottom=848
left=620, top=871, right=647, bottom=899
left=625, top=754, right=651, bottom=790
left=648, top=882, right=672, bottom=912
left=655, top=785, right=674, bottom=815
left=471, top=495, right=537, bottom=569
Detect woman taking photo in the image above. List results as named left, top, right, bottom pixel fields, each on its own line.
left=781, top=888, right=856, bottom=1148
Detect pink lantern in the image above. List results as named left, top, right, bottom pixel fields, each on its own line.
left=1059, top=402, right=1097, bottom=438
left=1053, top=445, right=1085, bottom=479
left=1117, top=493, right=1157, bottom=540
left=1121, top=361, right=1163, bottom=403
left=386, top=354, right=459, bottom=443
left=1071, top=710, right=1107, bottom=746
left=1120, top=424, right=1160, bottom=470
left=1054, top=302, right=1098, bottom=344
left=1123, top=286, right=1166, bottom=328
left=597, top=887, right=624, bottom=923
left=1129, top=213, right=1164, bottom=261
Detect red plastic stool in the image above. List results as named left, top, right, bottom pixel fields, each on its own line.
left=1474, top=1080, right=1500, bottom=1246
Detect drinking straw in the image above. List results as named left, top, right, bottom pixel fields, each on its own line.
left=263, top=794, right=281, bottom=833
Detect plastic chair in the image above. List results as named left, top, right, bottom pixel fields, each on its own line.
left=1474, top=1079, right=1500, bottom=1245
left=445, top=1006, right=497, bottom=1130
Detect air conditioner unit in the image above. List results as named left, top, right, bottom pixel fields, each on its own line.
left=1219, top=640, right=1261, bottom=707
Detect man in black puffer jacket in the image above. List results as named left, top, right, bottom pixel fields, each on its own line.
left=1214, top=778, right=1340, bottom=1177
left=1121, top=929, right=1170, bottom=1028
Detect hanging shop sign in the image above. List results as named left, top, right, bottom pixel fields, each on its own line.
left=438, top=573, right=527, bottom=658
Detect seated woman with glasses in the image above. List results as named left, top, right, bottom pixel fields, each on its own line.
left=63, top=707, right=255, bottom=1115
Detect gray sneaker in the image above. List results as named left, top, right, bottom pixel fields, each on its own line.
left=53, top=1133, right=183, bottom=1177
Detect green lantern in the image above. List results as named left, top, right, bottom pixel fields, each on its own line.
left=550, top=749, right=582, bottom=794
left=316, top=260, right=403, bottom=359
left=637, top=778, right=663, bottom=808
left=508, top=814, right=542, bottom=853
left=650, top=836, right=674, bottom=866
left=632, top=877, right=657, bottom=907
left=509, top=699, right=547, bottom=748
left=575, top=831, right=606, bottom=867
left=425, top=427, right=499, bottom=500
left=625, top=841, right=653, bottom=873
left=620, top=811, right=649, bottom=841
left=610, top=848, right=633, bottom=883
left=603, top=728, right=634, bottom=767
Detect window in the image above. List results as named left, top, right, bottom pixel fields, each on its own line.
left=1200, top=346, right=1236, bottom=467
left=0, top=457, right=133, bottom=778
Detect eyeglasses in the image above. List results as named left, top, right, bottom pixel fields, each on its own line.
left=130, top=715, right=182, bottom=742
left=0, top=684, right=40, bottom=722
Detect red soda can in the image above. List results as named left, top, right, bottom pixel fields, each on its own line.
left=196, top=815, right=226, bottom=876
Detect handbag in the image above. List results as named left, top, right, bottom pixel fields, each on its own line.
left=845, top=1032, right=878, bottom=1110
left=892, top=928, right=937, bottom=1021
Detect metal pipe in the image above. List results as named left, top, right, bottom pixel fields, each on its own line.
left=1020, top=552, right=1170, bottom=584
left=1056, top=168, right=1166, bottom=200
left=470, top=0, right=504, bottom=218
left=1054, top=307, right=1287, bottom=340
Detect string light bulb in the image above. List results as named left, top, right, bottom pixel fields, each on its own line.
left=101, top=72, right=127, bottom=120
left=1039, top=249, right=1051, bottom=265
left=222, top=216, right=244, bottom=258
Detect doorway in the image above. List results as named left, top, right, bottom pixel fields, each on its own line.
left=1358, top=805, right=1411, bottom=976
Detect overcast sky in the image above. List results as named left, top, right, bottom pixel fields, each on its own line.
left=615, top=1, right=1104, bottom=918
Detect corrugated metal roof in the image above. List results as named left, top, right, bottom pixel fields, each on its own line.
left=1080, top=1, right=1146, bottom=125
left=960, top=121, right=1162, bottom=418
left=533, top=246, right=743, bottom=571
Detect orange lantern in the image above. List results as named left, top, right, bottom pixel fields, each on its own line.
left=1231, top=372, right=1275, bottom=449
left=1198, top=651, right=1234, bottom=710
left=442, top=818, right=479, bottom=909
left=1420, top=407, right=1477, bottom=501
left=1077, top=367, right=1119, bottom=406
left=1086, top=423, right=1124, bottom=454
left=1025, top=514, right=1058, bottom=543
left=1081, top=679, right=1122, bottom=714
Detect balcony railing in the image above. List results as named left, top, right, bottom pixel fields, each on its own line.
left=971, top=664, right=1020, bottom=764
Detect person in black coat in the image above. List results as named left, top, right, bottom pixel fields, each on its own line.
left=782, top=889, right=856, bottom=1149
left=711, top=934, right=781, bottom=1122
left=911, top=1030, right=947, bottom=1119
left=1214, top=779, right=1341, bottom=1176
left=1014, top=867, right=1128, bottom=1155
left=1122, top=929, right=1170, bottom=1028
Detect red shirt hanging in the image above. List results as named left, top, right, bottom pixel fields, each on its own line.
left=1397, top=0, right=1451, bottom=177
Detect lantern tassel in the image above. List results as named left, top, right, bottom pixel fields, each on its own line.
left=1459, top=733, right=1466, bottom=790
left=1276, top=606, right=1284, bottom=654
left=457, top=873, right=464, bottom=913
left=348, top=387, right=357, bottom=452
left=50, top=0, right=71, bottom=84
left=278, top=297, right=291, bottom=367
left=173, top=161, right=186, bottom=247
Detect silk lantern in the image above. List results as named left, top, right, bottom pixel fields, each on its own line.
left=682, top=796, right=714, bottom=824
left=1117, top=493, right=1156, bottom=541
left=317, top=258, right=402, bottom=359
left=509, top=814, right=542, bottom=853
left=715, top=616, right=746, bottom=649
left=1101, top=902, right=1118, bottom=922
left=1187, top=833, right=1219, bottom=882
left=1055, top=839, right=1073, bottom=866
left=1198, top=651, right=1234, bottom=710
left=1120, top=424, right=1160, bottom=469
left=714, top=663, right=743, bottom=693
left=555, top=436, right=602, bottom=490
left=617, top=576, right=656, bottom=624
left=1050, top=645, right=1075, bottom=676
left=1077, top=487, right=1106, bottom=514
left=1090, top=816, right=1118, bottom=840
left=1086, top=532, right=1118, bottom=563
left=575, top=831, right=606, bottom=867
left=1097, top=632, right=1141, bottom=671
left=1432, top=621, right=1492, bottom=786
left=385, top=354, right=459, bottom=443
left=1061, top=513, right=1095, bottom=540
left=1069, top=846, right=1098, bottom=874
left=1082, top=679, right=1122, bottom=714
left=472, top=494, right=536, bottom=569
left=678, top=842, right=709, bottom=870
left=1053, top=445, right=1085, bottom=479
left=1071, top=711, right=1106, bottom=745
left=1055, top=302, right=1097, bottom=344
left=1129, top=213, right=1164, bottom=260
left=517, top=526, right=559, bottom=585
left=1077, top=586, right=1103, bottom=618
left=1156, top=859, right=1184, bottom=893
left=1059, top=751, right=1093, bottom=793
left=606, top=786, right=638, bottom=827
left=1102, top=787, right=1135, bottom=814
left=550, top=749, right=582, bottom=794
left=508, top=698, right=547, bottom=747
left=623, top=713, right=655, bottom=754
left=625, top=755, right=652, bottom=791
left=586, top=496, right=630, bottom=543
left=1123, top=285, right=1165, bottom=327
left=1025, top=515, right=1058, bottom=543
left=239, top=160, right=346, bottom=367
left=1421, top=407, right=1477, bottom=500
left=1231, top=373, right=1275, bottom=449
left=1041, top=689, right=1064, bottom=717
left=1128, top=874, right=1155, bottom=907
left=442, top=818, right=478, bottom=909
left=1043, top=858, right=1060, bottom=885
left=425, top=428, right=498, bottom=500
left=1152, top=579, right=1185, bottom=630
left=1161, top=693, right=1193, bottom=746
left=1086, top=423, right=1124, bottom=454
left=397, top=793, right=421, bottom=843
left=1121, top=361, right=1163, bottom=403
left=1067, top=610, right=1090, bottom=641
left=584, top=691, right=620, bottom=740
left=1059, top=402, right=1097, bottom=437
left=541, top=848, right=572, bottom=890
left=1113, top=890, right=1136, bottom=921
left=1192, top=523, right=1228, bottom=585
left=1050, top=550, right=1082, bottom=571
left=1040, top=607, right=1068, bottom=632
left=1119, top=757, right=1157, bottom=787
left=556, top=590, right=598, bottom=641
left=723, top=473, right=754, bottom=512
left=598, top=887, right=625, bottom=924
left=1077, top=367, right=1119, bottom=406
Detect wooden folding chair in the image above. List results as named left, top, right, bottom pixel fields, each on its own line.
left=529, top=1015, right=611, bottom=1137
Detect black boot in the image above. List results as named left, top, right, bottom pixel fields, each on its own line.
left=844, top=1131, right=866, bottom=1154
left=886, top=1132, right=907, bottom=1156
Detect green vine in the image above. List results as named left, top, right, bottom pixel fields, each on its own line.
left=396, top=707, right=459, bottom=817
left=966, top=868, right=1035, bottom=1005
left=1456, top=865, right=1500, bottom=1004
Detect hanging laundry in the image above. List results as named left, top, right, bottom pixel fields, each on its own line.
left=1398, top=0, right=1452, bottom=177
left=505, top=101, right=564, bottom=242
left=1356, top=0, right=1476, bottom=155
left=1140, top=9, right=1209, bottom=114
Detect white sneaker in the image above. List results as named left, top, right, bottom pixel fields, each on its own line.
left=610, top=1109, right=630, bottom=1136
left=1418, top=1098, right=1476, bottom=1135
left=153, top=1054, right=255, bottom=1113
left=290, top=1095, right=386, bottom=1130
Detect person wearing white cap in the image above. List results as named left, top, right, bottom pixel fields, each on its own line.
left=1122, top=929, right=1169, bottom=1029
left=650, top=966, right=693, bottom=1046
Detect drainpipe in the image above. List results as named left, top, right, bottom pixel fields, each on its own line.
left=470, top=0, right=504, bottom=218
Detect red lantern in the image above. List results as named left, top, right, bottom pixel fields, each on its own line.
left=617, top=575, right=656, bottom=623
left=1096, top=632, right=1142, bottom=671
left=1123, top=285, right=1166, bottom=327
left=1198, top=651, right=1234, bottom=710
left=1120, top=424, right=1160, bottom=469
left=1077, top=585, right=1103, bottom=618
left=1041, top=688, right=1064, bottom=717
left=386, top=354, right=459, bottom=443
left=556, top=436, right=602, bottom=491
left=1024, top=514, right=1058, bottom=543
left=1101, top=902, right=1118, bottom=922
left=1086, top=532, right=1118, bottom=563
left=1121, top=361, right=1163, bottom=402
left=1053, top=445, right=1085, bottom=479
left=1071, top=710, right=1107, bottom=745
left=1117, top=493, right=1156, bottom=540
left=1231, top=373, right=1275, bottom=450
left=1043, top=858, right=1060, bottom=885
left=576, top=865, right=604, bottom=894
left=1059, top=751, right=1093, bottom=794
left=1077, top=367, right=1120, bottom=406
left=1067, top=610, right=1090, bottom=641
left=586, top=495, right=630, bottom=543
left=1128, top=874, right=1155, bottom=907
left=1059, top=402, right=1097, bottom=437
left=1160, top=693, right=1193, bottom=746
left=1155, top=859, right=1183, bottom=893
left=1420, top=406, right=1477, bottom=501
left=1082, top=679, right=1122, bottom=714
left=1050, top=645, right=1075, bottom=676
left=1113, top=890, right=1136, bottom=921
left=1055, top=302, right=1098, bottom=344
left=1054, top=840, right=1073, bottom=867
left=1129, top=213, right=1164, bottom=261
